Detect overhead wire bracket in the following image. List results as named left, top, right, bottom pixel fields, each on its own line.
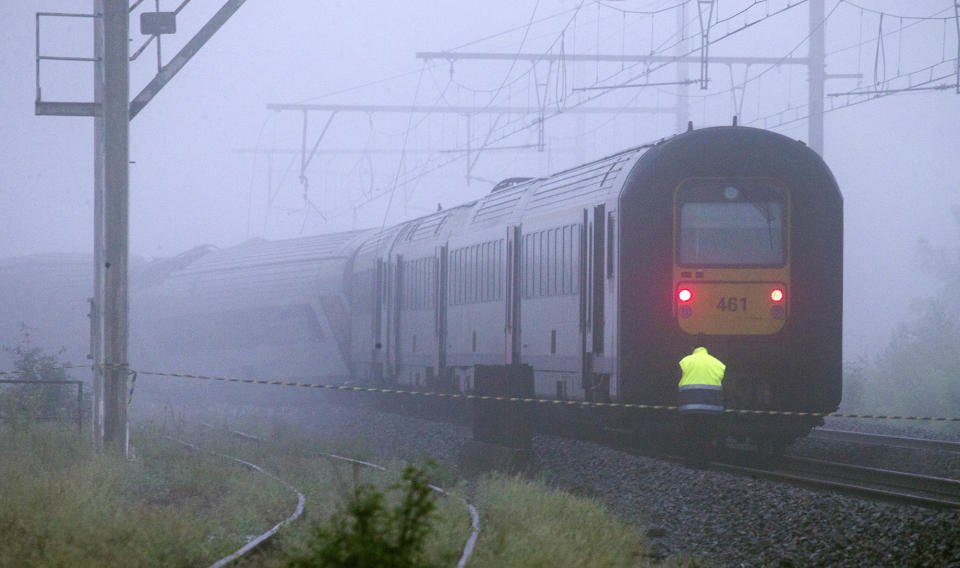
left=697, top=0, right=716, bottom=89
left=298, top=110, right=339, bottom=189
left=129, top=0, right=248, bottom=119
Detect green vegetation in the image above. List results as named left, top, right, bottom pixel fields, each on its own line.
left=0, top=411, right=666, bottom=567
left=288, top=464, right=439, bottom=568
left=843, top=205, right=960, bottom=422
left=0, top=325, right=82, bottom=427
left=468, top=475, right=649, bottom=568
left=0, top=424, right=294, bottom=567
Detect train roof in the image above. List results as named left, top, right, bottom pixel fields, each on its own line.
left=135, top=230, right=374, bottom=316
left=174, top=230, right=371, bottom=277
left=469, top=145, right=649, bottom=226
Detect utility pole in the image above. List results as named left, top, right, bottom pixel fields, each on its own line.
left=91, top=0, right=105, bottom=450
left=100, top=0, right=130, bottom=456
left=675, top=2, right=690, bottom=133
left=37, top=0, right=249, bottom=457
left=808, top=0, right=826, bottom=155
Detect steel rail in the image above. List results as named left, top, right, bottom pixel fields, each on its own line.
left=203, top=423, right=481, bottom=567
left=165, top=436, right=306, bottom=568
left=783, top=456, right=960, bottom=501
left=597, top=428, right=960, bottom=510
left=810, top=428, right=960, bottom=454
left=709, top=450, right=960, bottom=510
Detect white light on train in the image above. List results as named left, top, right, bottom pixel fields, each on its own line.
left=770, top=288, right=784, bottom=302
left=678, top=288, right=693, bottom=303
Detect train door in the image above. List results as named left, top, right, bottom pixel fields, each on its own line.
left=580, top=205, right=608, bottom=402
left=388, top=254, right=403, bottom=378
left=578, top=209, right=591, bottom=398
left=434, top=244, right=448, bottom=382
left=505, top=225, right=521, bottom=365
left=372, top=257, right=385, bottom=381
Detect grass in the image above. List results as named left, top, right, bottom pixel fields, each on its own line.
left=468, top=475, right=650, bottom=568
left=0, top=423, right=295, bottom=567
left=0, top=415, right=677, bottom=567
left=193, top=417, right=666, bottom=568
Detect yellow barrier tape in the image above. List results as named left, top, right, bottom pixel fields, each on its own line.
left=132, top=368, right=960, bottom=422
left=0, top=364, right=95, bottom=377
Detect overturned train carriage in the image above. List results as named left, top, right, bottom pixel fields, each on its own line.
left=133, top=126, right=842, bottom=444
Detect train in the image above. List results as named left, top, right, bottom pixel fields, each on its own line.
left=131, top=125, right=843, bottom=449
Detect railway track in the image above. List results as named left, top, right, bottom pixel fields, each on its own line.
left=199, top=422, right=481, bottom=568
left=708, top=450, right=960, bottom=510
left=809, top=428, right=960, bottom=454
left=593, top=424, right=960, bottom=510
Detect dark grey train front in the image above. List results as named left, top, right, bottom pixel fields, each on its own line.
left=133, top=126, right=842, bottom=444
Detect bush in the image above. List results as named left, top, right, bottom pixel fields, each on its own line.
left=0, top=325, right=79, bottom=427
left=288, top=464, right=439, bottom=568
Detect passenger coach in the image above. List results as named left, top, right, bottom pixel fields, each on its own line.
left=347, top=125, right=842, bottom=442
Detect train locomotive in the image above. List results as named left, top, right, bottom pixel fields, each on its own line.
left=132, top=125, right=843, bottom=448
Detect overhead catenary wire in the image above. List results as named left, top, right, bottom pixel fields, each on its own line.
left=839, top=0, right=957, bottom=21
left=378, top=63, right=428, bottom=238
left=278, top=0, right=802, bottom=219
left=271, top=0, right=955, bottom=224
left=740, top=2, right=958, bottom=129
left=349, top=0, right=812, bottom=208
left=593, top=0, right=689, bottom=16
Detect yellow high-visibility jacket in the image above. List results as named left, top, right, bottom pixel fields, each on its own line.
left=678, top=347, right=726, bottom=387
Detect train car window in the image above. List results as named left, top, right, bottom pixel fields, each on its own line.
left=552, top=229, right=560, bottom=296
left=465, top=245, right=473, bottom=304
left=520, top=226, right=582, bottom=299
left=468, top=245, right=474, bottom=304
left=488, top=241, right=495, bottom=301
left=606, top=212, right=615, bottom=279
left=537, top=231, right=548, bottom=296
left=448, top=239, right=506, bottom=305
left=455, top=250, right=461, bottom=305
left=677, top=182, right=786, bottom=267
left=527, top=234, right=535, bottom=297
left=471, top=244, right=480, bottom=303
left=400, top=257, right=435, bottom=310
left=481, top=242, right=488, bottom=302
left=573, top=224, right=581, bottom=294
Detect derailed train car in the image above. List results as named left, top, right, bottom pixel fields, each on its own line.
left=134, top=125, right=842, bottom=445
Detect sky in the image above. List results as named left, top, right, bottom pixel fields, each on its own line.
left=0, top=0, right=958, bottom=359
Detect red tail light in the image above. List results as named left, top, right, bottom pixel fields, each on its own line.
left=678, top=288, right=693, bottom=303
left=770, top=288, right=784, bottom=302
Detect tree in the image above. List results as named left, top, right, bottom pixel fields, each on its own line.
left=857, top=205, right=960, bottom=416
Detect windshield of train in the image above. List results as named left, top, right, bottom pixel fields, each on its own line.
left=677, top=182, right=786, bottom=267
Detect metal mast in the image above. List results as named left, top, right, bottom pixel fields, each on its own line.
left=100, top=0, right=131, bottom=456
left=91, top=0, right=105, bottom=450
left=37, top=0, right=249, bottom=456
left=809, top=0, right=826, bottom=155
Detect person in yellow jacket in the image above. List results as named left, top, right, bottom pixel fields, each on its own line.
left=677, top=345, right=726, bottom=457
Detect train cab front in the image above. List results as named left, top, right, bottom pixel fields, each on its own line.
left=672, top=178, right=803, bottom=433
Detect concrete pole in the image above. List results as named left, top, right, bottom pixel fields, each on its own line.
left=92, top=0, right=105, bottom=450
left=675, top=2, right=690, bottom=133
left=808, top=0, right=826, bottom=155
left=101, top=0, right=129, bottom=456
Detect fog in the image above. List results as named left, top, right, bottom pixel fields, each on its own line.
left=1, top=0, right=958, bottom=361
